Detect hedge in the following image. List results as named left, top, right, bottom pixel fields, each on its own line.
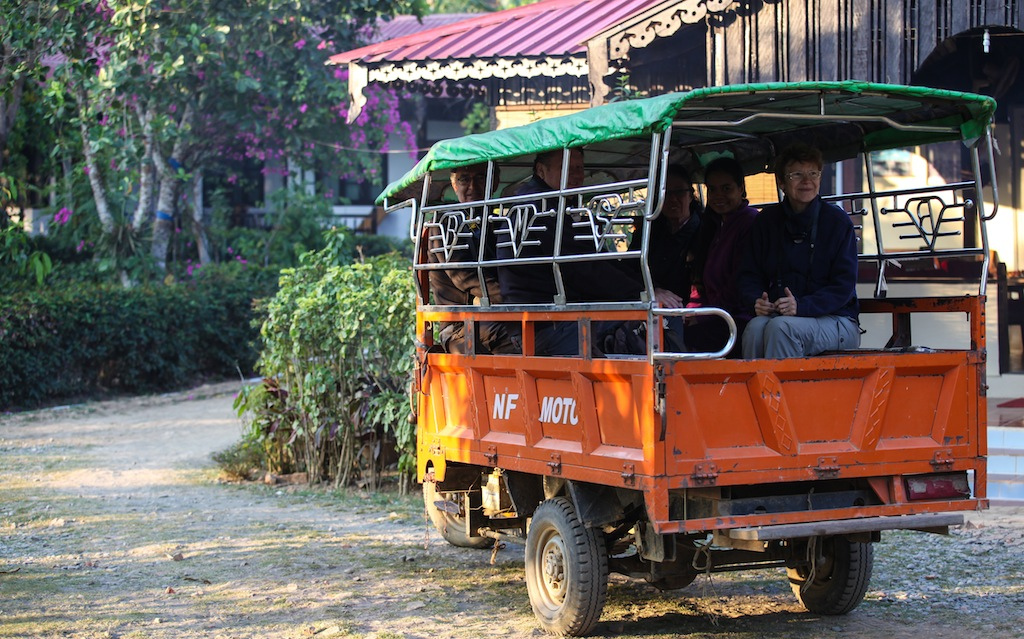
left=0, top=264, right=277, bottom=411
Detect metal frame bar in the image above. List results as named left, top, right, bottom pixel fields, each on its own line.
left=409, top=103, right=996, bottom=359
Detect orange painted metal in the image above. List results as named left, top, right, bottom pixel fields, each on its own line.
left=416, top=296, right=988, bottom=533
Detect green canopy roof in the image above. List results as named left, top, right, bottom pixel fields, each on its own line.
left=378, top=80, right=996, bottom=204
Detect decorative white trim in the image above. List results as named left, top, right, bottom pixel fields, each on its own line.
left=604, top=0, right=734, bottom=62
left=587, top=0, right=777, bottom=105
left=367, top=55, right=588, bottom=84
left=347, top=56, right=588, bottom=122
left=345, top=1, right=777, bottom=119
left=346, top=62, right=369, bottom=124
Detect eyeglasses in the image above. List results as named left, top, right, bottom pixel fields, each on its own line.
left=454, top=175, right=487, bottom=187
left=785, top=170, right=822, bottom=182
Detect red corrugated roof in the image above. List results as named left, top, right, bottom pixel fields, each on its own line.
left=369, top=14, right=477, bottom=44
left=330, top=0, right=662, bottom=65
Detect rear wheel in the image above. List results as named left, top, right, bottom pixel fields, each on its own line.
left=525, top=497, right=608, bottom=636
left=787, top=536, right=873, bottom=615
left=423, top=481, right=493, bottom=549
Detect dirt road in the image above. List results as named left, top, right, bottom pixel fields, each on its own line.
left=1, top=381, right=1022, bottom=639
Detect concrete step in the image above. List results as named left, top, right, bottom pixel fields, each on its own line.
left=989, top=475, right=1024, bottom=502
left=988, top=426, right=1024, bottom=503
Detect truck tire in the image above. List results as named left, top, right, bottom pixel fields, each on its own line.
left=422, top=481, right=493, bottom=549
left=787, top=536, right=873, bottom=615
left=525, top=497, right=608, bottom=637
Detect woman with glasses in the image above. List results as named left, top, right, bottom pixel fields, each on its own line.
left=737, top=143, right=860, bottom=358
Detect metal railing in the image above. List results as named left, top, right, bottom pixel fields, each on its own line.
left=394, top=129, right=996, bottom=362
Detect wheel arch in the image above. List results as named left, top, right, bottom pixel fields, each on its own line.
left=565, top=480, right=642, bottom=529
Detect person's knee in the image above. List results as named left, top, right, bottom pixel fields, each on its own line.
left=836, top=318, right=861, bottom=350
left=762, top=318, right=806, bottom=358
left=765, top=318, right=799, bottom=341
left=742, top=318, right=767, bottom=358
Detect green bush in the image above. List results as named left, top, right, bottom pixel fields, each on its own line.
left=0, top=226, right=53, bottom=289
left=0, top=262, right=277, bottom=410
left=211, top=439, right=268, bottom=481
left=234, top=227, right=416, bottom=492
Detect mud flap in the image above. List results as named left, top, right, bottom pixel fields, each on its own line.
left=567, top=481, right=625, bottom=528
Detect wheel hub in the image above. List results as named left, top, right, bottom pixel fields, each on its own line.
left=540, top=536, right=567, bottom=601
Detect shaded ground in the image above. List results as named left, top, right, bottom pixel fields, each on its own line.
left=1, top=381, right=1022, bottom=639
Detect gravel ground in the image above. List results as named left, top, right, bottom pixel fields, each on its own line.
left=0, top=381, right=1022, bottom=639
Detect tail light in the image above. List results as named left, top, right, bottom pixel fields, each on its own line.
left=905, top=472, right=971, bottom=500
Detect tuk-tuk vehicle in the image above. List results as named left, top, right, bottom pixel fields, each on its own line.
left=380, top=81, right=995, bottom=636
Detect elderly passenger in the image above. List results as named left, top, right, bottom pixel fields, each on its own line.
left=737, top=144, right=860, bottom=358
left=427, top=163, right=517, bottom=354
left=496, top=148, right=643, bottom=355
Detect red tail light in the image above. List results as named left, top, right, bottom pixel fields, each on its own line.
left=905, top=472, right=971, bottom=500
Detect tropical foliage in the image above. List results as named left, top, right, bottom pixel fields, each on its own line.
left=2, top=0, right=422, bottom=276
left=2, top=0, right=427, bottom=491
left=233, top=229, right=417, bottom=492
left=0, top=261, right=278, bottom=410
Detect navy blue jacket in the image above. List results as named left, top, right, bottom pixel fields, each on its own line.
left=629, top=212, right=701, bottom=299
left=496, top=176, right=642, bottom=303
left=737, top=196, right=859, bottom=320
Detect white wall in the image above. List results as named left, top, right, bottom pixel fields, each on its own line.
left=375, top=130, right=420, bottom=239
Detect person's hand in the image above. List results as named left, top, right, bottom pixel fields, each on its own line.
left=753, top=292, right=775, bottom=316
left=774, top=287, right=798, bottom=316
left=654, top=287, right=685, bottom=308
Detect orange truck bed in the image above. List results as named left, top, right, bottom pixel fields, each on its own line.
left=417, top=296, right=988, bottom=533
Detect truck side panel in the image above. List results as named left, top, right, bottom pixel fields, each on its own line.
left=419, top=356, right=656, bottom=482
left=663, top=351, right=982, bottom=482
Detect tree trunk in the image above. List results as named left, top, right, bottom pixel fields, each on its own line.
left=192, top=169, right=211, bottom=264
left=75, top=85, right=114, bottom=234
left=132, top=107, right=155, bottom=230
left=149, top=169, right=178, bottom=273
left=150, top=103, right=194, bottom=271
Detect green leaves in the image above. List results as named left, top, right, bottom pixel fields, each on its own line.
left=0, top=226, right=54, bottom=286
left=30, top=251, right=53, bottom=286
left=0, top=265, right=275, bottom=409
left=241, top=229, right=416, bottom=489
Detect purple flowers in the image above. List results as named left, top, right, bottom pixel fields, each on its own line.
left=53, top=207, right=73, bottom=225
left=294, top=39, right=306, bottom=50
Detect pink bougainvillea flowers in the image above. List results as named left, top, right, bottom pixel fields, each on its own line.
left=53, top=207, right=73, bottom=225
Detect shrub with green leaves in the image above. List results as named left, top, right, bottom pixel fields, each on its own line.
left=234, top=227, right=416, bottom=492
left=0, top=226, right=54, bottom=288
left=0, top=262, right=276, bottom=410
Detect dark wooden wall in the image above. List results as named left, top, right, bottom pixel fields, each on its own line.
left=708, top=0, right=1024, bottom=85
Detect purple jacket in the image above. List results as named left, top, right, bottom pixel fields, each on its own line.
left=701, top=204, right=758, bottom=321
